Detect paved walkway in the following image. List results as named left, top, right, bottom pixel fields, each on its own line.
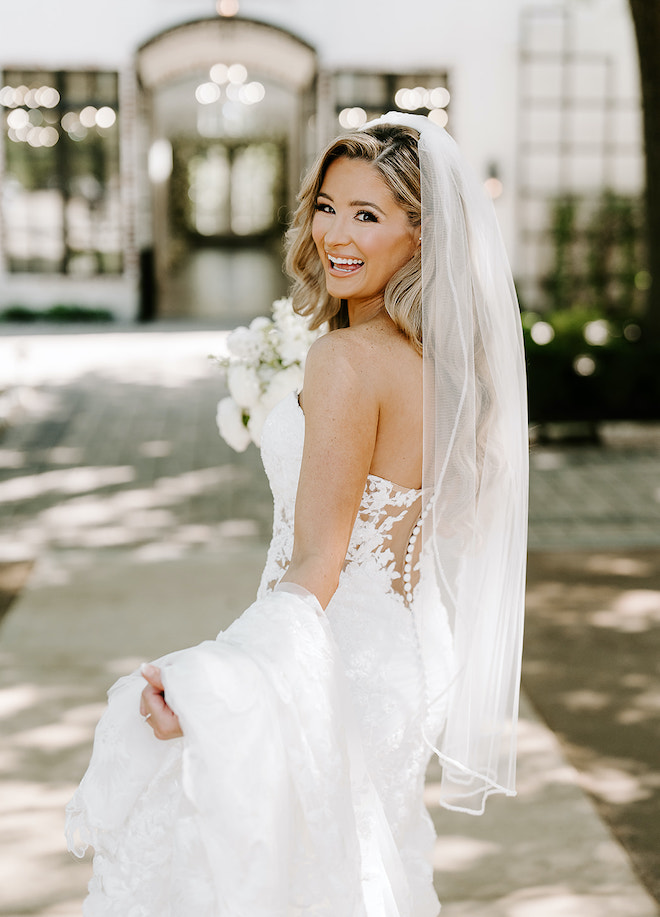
left=0, top=327, right=659, bottom=916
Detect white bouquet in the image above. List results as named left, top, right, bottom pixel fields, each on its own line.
left=213, top=297, right=324, bottom=452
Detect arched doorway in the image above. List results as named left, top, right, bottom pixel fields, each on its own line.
left=136, top=18, right=317, bottom=321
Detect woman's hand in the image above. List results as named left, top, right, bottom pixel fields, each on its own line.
left=140, top=664, right=183, bottom=740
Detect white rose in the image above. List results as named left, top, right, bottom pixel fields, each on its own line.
left=271, top=297, right=294, bottom=324
left=227, top=364, right=262, bottom=409
left=216, top=397, right=251, bottom=452
left=247, top=401, right=270, bottom=447
left=227, top=326, right=260, bottom=362
left=278, top=329, right=311, bottom=366
left=249, top=315, right=273, bottom=333
left=263, top=365, right=305, bottom=413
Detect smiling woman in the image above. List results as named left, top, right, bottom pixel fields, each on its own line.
left=311, top=158, right=420, bottom=319
left=286, top=124, right=424, bottom=353
left=66, top=114, right=528, bottom=917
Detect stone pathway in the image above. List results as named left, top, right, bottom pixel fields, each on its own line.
left=0, top=327, right=658, bottom=917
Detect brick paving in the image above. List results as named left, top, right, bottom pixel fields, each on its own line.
left=1, top=327, right=659, bottom=558
left=0, top=329, right=273, bottom=562
left=0, top=327, right=659, bottom=917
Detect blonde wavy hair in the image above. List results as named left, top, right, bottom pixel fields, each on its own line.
left=285, top=124, right=422, bottom=352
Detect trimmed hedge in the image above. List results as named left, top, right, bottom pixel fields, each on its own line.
left=524, top=310, right=660, bottom=422
left=0, top=304, right=114, bottom=323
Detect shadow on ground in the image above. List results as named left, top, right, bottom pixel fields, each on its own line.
left=524, top=549, right=660, bottom=903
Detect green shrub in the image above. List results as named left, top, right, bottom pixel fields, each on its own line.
left=0, top=304, right=114, bottom=323
left=524, top=310, right=660, bottom=422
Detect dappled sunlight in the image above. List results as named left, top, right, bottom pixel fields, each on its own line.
left=0, top=780, right=91, bottom=917
left=0, top=330, right=231, bottom=388
left=0, top=447, right=26, bottom=469
left=13, top=720, right=93, bottom=752
left=48, top=446, right=85, bottom=464
left=584, top=553, right=656, bottom=577
left=0, top=465, right=136, bottom=502
left=138, top=439, right=172, bottom=458
left=502, top=885, right=650, bottom=917
left=530, top=450, right=567, bottom=471
left=433, top=834, right=500, bottom=872
left=2, top=462, right=264, bottom=563
left=2, top=332, right=658, bottom=915
left=0, top=681, right=41, bottom=718
left=610, top=588, right=660, bottom=624
left=577, top=762, right=650, bottom=805
left=617, top=689, right=660, bottom=723
left=561, top=689, right=610, bottom=712
left=104, top=656, right=145, bottom=677
left=0, top=333, right=275, bottom=916
left=525, top=549, right=660, bottom=901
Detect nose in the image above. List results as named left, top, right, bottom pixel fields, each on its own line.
left=323, top=212, right=352, bottom=249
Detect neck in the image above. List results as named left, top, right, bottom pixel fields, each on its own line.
left=347, top=296, right=387, bottom=327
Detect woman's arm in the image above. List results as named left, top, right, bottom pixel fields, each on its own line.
left=280, top=332, right=379, bottom=608
left=142, top=331, right=378, bottom=738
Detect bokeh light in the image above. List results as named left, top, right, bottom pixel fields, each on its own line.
left=573, top=355, right=596, bottom=376
left=239, top=82, right=265, bottom=105
left=624, top=323, right=642, bottom=342
left=195, top=82, right=222, bottom=104
left=338, top=107, right=367, bottom=129
left=530, top=321, right=555, bottom=345
left=96, top=106, right=116, bottom=129
left=7, top=108, right=29, bottom=130
left=395, top=85, right=450, bottom=112
left=429, top=87, right=450, bottom=108
left=428, top=108, right=449, bottom=127
left=484, top=176, right=503, bottom=199
left=227, top=64, right=248, bottom=85
left=40, top=126, right=59, bottom=147
left=148, top=139, right=173, bottom=183
left=79, top=106, right=97, bottom=128
left=217, top=0, right=239, bottom=14
left=583, top=319, right=610, bottom=346
left=36, top=86, right=60, bottom=108
left=210, top=63, right=229, bottom=85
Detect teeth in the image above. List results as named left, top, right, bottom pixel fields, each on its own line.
left=327, top=254, right=363, bottom=265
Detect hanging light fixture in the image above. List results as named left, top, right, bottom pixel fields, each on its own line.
left=217, top=0, right=239, bottom=16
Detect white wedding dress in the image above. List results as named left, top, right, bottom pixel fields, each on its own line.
left=66, top=391, right=453, bottom=917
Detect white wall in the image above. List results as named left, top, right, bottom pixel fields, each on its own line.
left=0, top=0, right=642, bottom=308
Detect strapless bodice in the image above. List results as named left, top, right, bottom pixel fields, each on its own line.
left=258, top=391, right=422, bottom=599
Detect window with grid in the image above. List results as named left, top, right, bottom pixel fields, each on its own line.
left=332, top=71, right=451, bottom=131
left=0, top=70, right=122, bottom=275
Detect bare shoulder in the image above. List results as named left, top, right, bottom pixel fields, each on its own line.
left=304, top=319, right=411, bottom=393
left=302, top=325, right=377, bottom=403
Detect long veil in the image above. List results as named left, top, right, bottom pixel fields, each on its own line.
left=365, top=113, right=529, bottom=815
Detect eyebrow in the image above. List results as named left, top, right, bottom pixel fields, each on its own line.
left=317, top=190, right=386, bottom=216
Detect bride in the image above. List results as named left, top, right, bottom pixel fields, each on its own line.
left=66, top=113, right=528, bottom=916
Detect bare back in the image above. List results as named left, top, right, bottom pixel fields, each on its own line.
left=363, top=316, right=423, bottom=491
left=287, top=314, right=423, bottom=607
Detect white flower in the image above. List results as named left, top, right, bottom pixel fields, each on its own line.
left=278, top=327, right=314, bottom=365
left=226, top=326, right=262, bottom=362
left=211, top=296, right=325, bottom=452
left=247, top=401, right=270, bottom=447
left=263, top=364, right=304, bottom=413
left=271, top=297, right=293, bottom=323
left=249, top=315, right=273, bottom=333
left=227, top=364, right=262, bottom=409
left=216, top=397, right=251, bottom=452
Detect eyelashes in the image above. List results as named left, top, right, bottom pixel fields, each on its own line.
left=314, top=203, right=379, bottom=223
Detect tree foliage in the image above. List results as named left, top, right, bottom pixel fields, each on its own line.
left=629, top=0, right=660, bottom=336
